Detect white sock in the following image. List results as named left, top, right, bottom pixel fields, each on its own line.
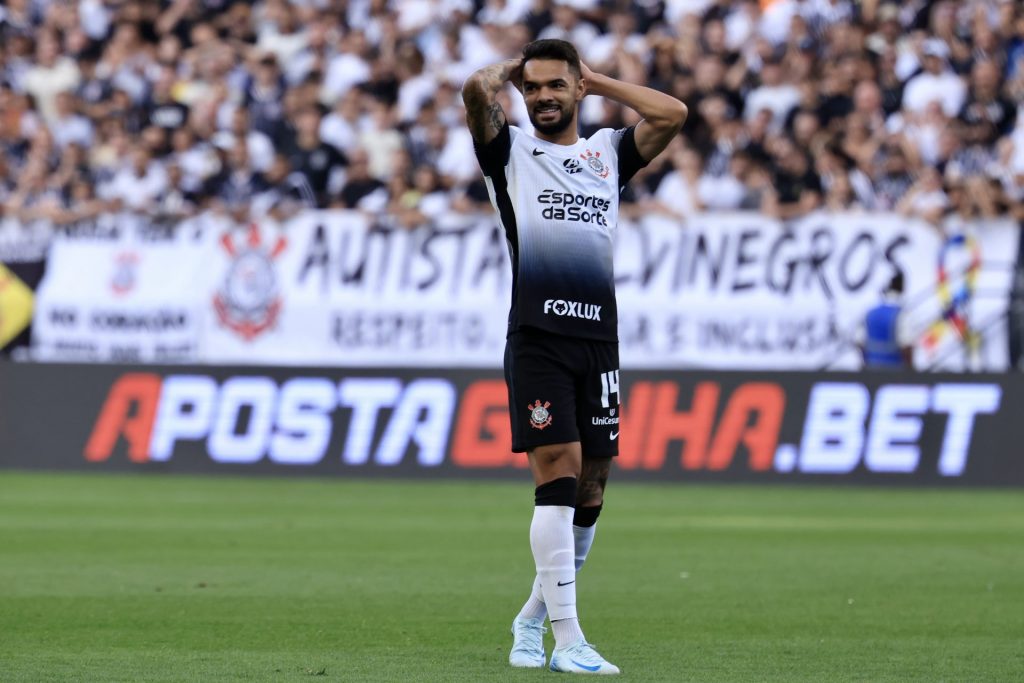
left=552, top=617, right=585, bottom=647
left=517, top=576, right=547, bottom=621
left=530, top=505, right=578, bottom=629
left=573, top=523, right=597, bottom=570
left=553, top=524, right=595, bottom=645
left=518, top=524, right=598, bottom=622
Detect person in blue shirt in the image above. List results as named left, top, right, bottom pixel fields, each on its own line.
left=858, top=272, right=914, bottom=369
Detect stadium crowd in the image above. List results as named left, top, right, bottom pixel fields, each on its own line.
left=0, top=0, right=1023, bottom=227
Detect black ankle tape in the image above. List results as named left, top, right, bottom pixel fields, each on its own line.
left=573, top=504, right=602, bottom=527
left=535, top=477, right=577, bottom=507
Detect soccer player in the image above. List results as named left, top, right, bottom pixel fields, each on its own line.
left=462, top=40, right=687, bottom=675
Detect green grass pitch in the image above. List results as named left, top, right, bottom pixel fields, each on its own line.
left=1, top=472, right=1022, bottom=682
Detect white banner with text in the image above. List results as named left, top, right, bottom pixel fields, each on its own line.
left=29, top=211, right=1020, bottom=370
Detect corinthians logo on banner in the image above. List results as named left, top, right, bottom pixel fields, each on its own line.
left=213, top=224, right=287, bottom=341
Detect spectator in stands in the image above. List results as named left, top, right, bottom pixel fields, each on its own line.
left=21, top=30, right=79, bottom=125
left=145, top=68, right=190, bottom=133
left=208, top=136, right=263, bottom=218
left=857, top=271, right=914, bottom=370
left=251, top=152, right=316, bottom=219
left=322, top=28, right=372, bottom=105
left=896, top=165, right=949, bottom=226
left=154, top=162, right=196, bottom=221
left=958, top=60, right=1016, bottom=148
left=339, top=147, right=386, bottom=211
left=872, top=142, right=915, bottom=211
left=49, top=92, right=93, bottom=150
left=283, top=104, right=346, bottom=208
left=902, top=39, right=967, bottom=119
left=818, top=145, right=872, bottom=211
left=389, top=164, right=451, bottom=228
left=100, top=148, right=168, bottom=214
left=226, top=106, right=275, bottom=174
left=744, top=51, right=800, bottom=135
left=651, top=143, right=711, bottom=219
left=320, top=92, right=361, bottom=158
left=764, top=136, right=823, bottom=219
left=243, top=52, right=288, bottom=143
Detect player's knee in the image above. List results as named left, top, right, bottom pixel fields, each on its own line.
left=531, top=443, right=581, bottom=472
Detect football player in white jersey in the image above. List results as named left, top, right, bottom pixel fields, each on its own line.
left=463, top=40, right=687, bottom=675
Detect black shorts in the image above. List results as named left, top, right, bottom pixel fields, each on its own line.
left=504, top=327, right=621, bottom=457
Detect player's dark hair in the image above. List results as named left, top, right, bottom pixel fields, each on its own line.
left=521, top=39, right=582, bottom=79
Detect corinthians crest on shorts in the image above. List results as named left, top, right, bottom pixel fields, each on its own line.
left=213, top=224, right=287, bottom=341
left=528, top=399, right=553, bottom=430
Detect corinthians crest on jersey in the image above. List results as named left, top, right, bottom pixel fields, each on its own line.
left=580, top=149, right=609, bottom=178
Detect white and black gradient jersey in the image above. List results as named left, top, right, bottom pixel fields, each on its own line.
left=474, top=123, right=648, bottom=341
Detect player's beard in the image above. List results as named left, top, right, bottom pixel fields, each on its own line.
left=529, top=101, right=575, bottom=136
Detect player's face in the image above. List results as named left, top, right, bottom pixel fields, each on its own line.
left=521, top=59, right=583, bottom=136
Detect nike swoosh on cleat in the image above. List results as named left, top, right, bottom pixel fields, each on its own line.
left=557, top=579, right=575, bottom=586
left=609, top=431, right=619, bottom=440
left=532, top=148, right=545, bottom=156
left=571, top=660, right=602, bottom=672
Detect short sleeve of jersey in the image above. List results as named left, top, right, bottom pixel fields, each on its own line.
left=473, top=122, right=513, bottom=178
left=612, top=126, right=648, bottom=191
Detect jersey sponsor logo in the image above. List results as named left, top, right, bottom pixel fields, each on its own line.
left=536, top=190, right=610, bottom=225
left=580, top=149, right=609, bottom=179
left=562, top=158, right=581, bottom=174
left=591, top=416, right=620, bottom=426
left=528, top=399, right=553, bottom=430
left=543, top=299, right=602, bottom=321
left=536, top=190, right=611, bottom=212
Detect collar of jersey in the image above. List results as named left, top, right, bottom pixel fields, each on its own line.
left=529, top=133, right=586, bottom=154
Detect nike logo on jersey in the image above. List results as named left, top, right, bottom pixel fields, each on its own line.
left=557, top=580, right=575, bottom=586
left=609, top=431, right=619, bottom=441
left=532, top=148, right=545, bottom=156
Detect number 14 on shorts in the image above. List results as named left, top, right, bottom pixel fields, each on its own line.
left=600, top=370, right=620, bottom=409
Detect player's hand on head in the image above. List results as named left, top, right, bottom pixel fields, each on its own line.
left=579, top=61, right=595, bottom=93
left=508, top=59, right=524, bottom=90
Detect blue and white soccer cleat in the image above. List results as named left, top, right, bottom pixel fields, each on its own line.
left=509, top=616, right=547, bottom=668
left=549, top=639, right=620, bottom=675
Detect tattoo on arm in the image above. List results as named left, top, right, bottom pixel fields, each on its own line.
left=464, top=88, right=506, bottom=143
left=487, top=102, right=504, bottom=134
left=463, top=61, right=516, bottom=144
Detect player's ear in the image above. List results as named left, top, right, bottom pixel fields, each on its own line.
left=575, top=73, right=586, bottom=101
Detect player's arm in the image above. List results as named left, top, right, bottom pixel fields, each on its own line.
left=581, top=62, right=688, bottom=162
left=462, top=59, right=522, bottom=145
